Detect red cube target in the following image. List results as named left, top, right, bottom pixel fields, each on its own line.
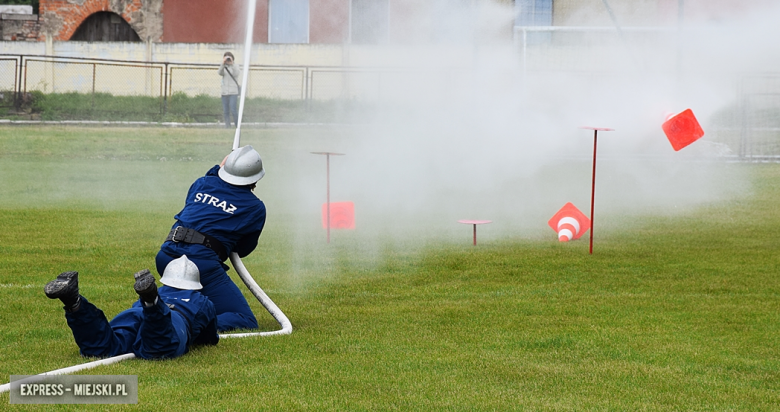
left=662, top=109, right=705, bottom=151
left=322, top=202, right=355, bottom=230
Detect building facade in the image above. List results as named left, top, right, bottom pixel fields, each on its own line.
left=5, top=0, right=775, bottom=44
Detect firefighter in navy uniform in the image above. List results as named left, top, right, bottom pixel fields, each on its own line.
left=155, top=145, right=266, bottom=332
left=44, top=255, right=219, bottom=360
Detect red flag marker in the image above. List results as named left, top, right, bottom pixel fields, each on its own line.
left=662, top=109, right=705, bottom=151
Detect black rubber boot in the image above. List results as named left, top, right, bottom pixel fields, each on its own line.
left=44, top=271, right=81, bottom=312
left=133, top=269, right=158, bottom=306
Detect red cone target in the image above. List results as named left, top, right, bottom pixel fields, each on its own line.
left=662, top=109, right=705, bottom=151
left=548, top=202, right=591, bottom=242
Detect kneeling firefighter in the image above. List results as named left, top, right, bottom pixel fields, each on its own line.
left=155, top=145, right=267, bottom=332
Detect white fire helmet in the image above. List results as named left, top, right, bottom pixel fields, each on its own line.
left=160, top=255, right=203, bottom=290
left=218, top=145, right=265, bottom=186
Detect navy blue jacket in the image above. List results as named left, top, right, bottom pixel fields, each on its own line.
left=161, top=165, right=266, bottom=262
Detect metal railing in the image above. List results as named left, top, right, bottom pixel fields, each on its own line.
left=1, top=54, right=442, bottom=120
left=2, top=46, right=780, bottom=160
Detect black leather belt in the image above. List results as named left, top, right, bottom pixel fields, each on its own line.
left=166, top=226, right=228, bottom=262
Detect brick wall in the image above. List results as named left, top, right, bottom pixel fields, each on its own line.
left=39, top=0, right=162, bottom=41
left=1, top=13, right=41, bottom=41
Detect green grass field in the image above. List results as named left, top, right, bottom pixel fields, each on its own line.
left=0, top=125, right=778, bottom=410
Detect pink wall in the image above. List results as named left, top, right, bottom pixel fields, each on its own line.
left=310, top=0, right=349, bottom=43
left=162, top=0, right=269, bottom=43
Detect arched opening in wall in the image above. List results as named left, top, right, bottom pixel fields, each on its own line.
left=70, top=12, right=141, bottom=41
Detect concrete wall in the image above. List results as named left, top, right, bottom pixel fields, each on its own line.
left=1, top=13, right=41, bottom=41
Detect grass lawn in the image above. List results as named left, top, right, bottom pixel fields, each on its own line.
left=0, top=125, right=778, bottom=410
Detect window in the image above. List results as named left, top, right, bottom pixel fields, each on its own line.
left=350, top=0, right=389, bottom=44
left=515, top=0, right=553, bottom=26
left=269, top=0, right=310, bottom=44
left=515, top=0, right=552, bottom=44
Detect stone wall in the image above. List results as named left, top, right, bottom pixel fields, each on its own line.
left=1, top=13, right=41, bottom=41
left=39, top=0, right=163, bottom=41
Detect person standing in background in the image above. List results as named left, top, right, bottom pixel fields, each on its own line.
left=218, top=52, right=242, bottom=128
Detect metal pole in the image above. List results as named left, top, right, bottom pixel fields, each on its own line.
left=91, top=63, right=96, bottom=109
left=472, top=224, right=477, bottom=246
left=740, top=88, right=748, bottom=159
left=326, top=153, right=331, bottom=243
left=22, top=56, right=27, bottom=97
left=522, top=28, right=527, bottom=85
left=311, top=152, right=344, bottom=242
left=589, top=130, right=598, bottom=255
left=305, top=67, right=311, bottom=112
left=15, top=55, right=23, bottom=111
left=163, top=63, right=169, bottom=115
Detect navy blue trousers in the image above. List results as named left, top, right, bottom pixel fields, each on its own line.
left=65, top=297, right=188, bottom=359
left=155, top=251, right=258, bottom=332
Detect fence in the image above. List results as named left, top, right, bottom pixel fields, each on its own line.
left=513, top=25, right=780, bottom=161
left=736, top=74, right=780, bottom=159
left=1, top=55, right=455, bottom=102
left=2, top=34, right=780, bottom=160
left=1, top=54, right=458, bottom=121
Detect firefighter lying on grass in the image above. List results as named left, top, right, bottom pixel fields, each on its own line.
left=44, top=255, right=218, bottom=359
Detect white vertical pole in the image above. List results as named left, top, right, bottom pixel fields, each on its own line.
left=233, top=0, right=258, bottom=150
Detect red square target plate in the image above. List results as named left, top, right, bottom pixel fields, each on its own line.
left=662, top=109, right=705, bottom=151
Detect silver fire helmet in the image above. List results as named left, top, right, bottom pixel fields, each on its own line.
left=160, top=255, right=203, bottom=290
left=218, top=145, right=265, bottom=186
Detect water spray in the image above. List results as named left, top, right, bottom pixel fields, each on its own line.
left=219, top=0, right=292, bottom=338
left=232, top=0, right=257, bottom=150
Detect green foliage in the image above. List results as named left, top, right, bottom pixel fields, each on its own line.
left=25, top=91, right=162, bottom=121
left=0, top=126, right=778, bottom=410
left=9, top=91, right=371, bottom=123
